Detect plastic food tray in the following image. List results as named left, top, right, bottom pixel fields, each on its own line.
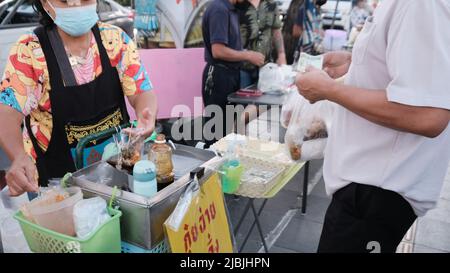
left=234, top=155, right=286, bottom=198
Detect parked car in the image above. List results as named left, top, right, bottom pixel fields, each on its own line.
left=0, top=0, right=134, bottom=75
left=320, top=0, right=353, bottom=31
left=276, top=0, right=291, bottom=17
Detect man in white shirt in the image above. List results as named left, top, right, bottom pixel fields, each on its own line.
left=297, top=0, right=450, bottom=253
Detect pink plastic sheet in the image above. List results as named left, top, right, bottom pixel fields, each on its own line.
left=126, top=48, right=206, bottom=120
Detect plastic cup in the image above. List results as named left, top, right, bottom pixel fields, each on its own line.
left=27, top=187, right=83, bottom=236
left=221, top=160, right=244, bottom=194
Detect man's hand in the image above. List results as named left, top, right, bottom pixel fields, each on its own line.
left=277, top=52, right=287, bottom=66
left=6, top=153, right=38, bottom=196
left=323, top=51, right=352, bottom=79
left=296, top=66, right=337, bottom=103
left=245, top=51, right=265, bottom=67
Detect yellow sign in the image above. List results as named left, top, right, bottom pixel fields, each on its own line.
left=165, top=173, right=234, bottom=253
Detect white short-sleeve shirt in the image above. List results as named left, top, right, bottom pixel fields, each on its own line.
left=324, top=0, right=450, bottom=216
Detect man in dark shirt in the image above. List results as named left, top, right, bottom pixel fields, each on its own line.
left=202, top=0, right=264, bottom=143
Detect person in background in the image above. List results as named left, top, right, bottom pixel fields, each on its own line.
left=371, top=0, right=379, bottom=11
left=292, top=0, right=326, bottom=59
left=237, top=0, right=286, bottom=88
left=282, top=0, right=304, bottom=65
left=201, top=0, right=265, bottom=143
left=297, top=0, right=450, bottom=253
left=348, top=0, right=371, bottom=46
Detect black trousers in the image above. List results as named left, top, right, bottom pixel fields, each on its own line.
left=318, top=183, right=417, bottom=253
left=202, top=64, right=240, bottom=145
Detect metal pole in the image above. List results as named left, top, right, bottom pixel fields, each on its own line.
left=250, top=200, right=269, bottom=253
left=330, top=0, right=341, bottom=30
left=233, top=198, right=252, bottom=236
left=302, top=161, right=310, bottom=214
left=239, top=199, right=268, bottom=253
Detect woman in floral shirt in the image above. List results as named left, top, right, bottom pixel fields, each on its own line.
left=0, top=0, right=157, bottom=196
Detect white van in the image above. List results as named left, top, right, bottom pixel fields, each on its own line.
left=320, top=0, right=353, bottom=31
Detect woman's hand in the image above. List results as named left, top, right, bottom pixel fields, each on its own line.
left=6, top=153, right=38, bottom=196
left=126, top=92, right=158, bottom=138
left=136, top=107, right=155, bottom=138
left=323, top=51, right=352, bottom=79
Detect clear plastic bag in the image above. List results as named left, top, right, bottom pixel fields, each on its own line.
left=281, top=91, right=305, bottom=129
left=109, top=128, right=145, bottom=173
left=258, top=63, right=296, bottom=93
left=164, top=177, right=200, bottom=232
left=0, top=187, right=31, bottom=253
left=0, top=186, right=29, bottom=211
left=284, top=92, right=335, bottom=161
left=119, top=129, right=145, bottom=167
left=0, top=211, right=31, bottom=253
left=73, top=197, right=111, bottom=239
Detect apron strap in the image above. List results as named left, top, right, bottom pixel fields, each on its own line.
left=35, top=24, right=110, bottom=87
left=91, top=24, right=113, bottom=72
left=42, top=27, right=79, bottom=87
left=25, top=115, right=50, bottom=187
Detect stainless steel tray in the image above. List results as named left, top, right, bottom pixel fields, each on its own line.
left=69, top=144, right=215, bottom=249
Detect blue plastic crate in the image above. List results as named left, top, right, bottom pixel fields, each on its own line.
left=121, top=240, right=169, bottom=253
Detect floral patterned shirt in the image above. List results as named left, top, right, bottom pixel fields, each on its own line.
left=0, top=22, right=153, bottom=160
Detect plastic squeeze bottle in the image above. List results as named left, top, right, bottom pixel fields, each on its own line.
left=133, top=160, right=158, bottom=198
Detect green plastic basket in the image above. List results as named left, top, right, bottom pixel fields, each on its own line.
left=14, top=208, right=122, bottom=253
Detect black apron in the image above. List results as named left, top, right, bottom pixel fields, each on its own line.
left=26, top=24, right=129, bottom=186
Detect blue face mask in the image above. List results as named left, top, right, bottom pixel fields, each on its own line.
left=46, top=2, right=99, bottom=37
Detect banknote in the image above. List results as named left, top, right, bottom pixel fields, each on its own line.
left=296, top=53, right=324, bottom=73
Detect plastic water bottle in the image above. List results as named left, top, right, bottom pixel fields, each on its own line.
left=133, top=160, right=158, bottom=198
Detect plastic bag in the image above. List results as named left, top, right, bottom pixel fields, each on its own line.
left=0, top=186, right=30, bottom=211
left=164, top=173, right=234, bottom=253
left=258, top=63, right=296, bottom=93
left=281, top=91, right=304, bottom=129
left=284, top=92, right=335, bottom=161
left=165, top=178, right=200, bottom=232
left=119, top=129, right=145, bottom=166
left=0, top=187, right=31, bottom=253
left=73, top=197, right=111, bottom=239
left=0, top=211, right=31, bottom=253
left=102, top=142, right=120, bottom=161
